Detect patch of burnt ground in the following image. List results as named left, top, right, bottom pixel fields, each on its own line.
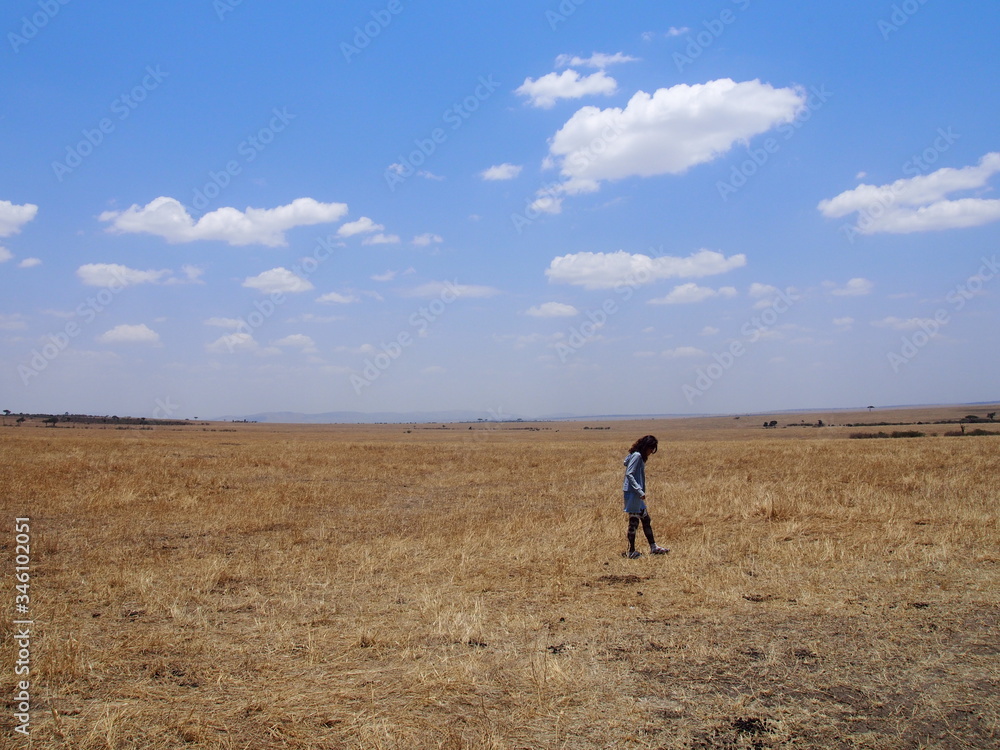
left=623, top=604, right=1000, bottom=748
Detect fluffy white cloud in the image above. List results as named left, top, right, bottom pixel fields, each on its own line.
left=833, top=317, right=855, bottom=330
left=406, top=281, right=501, bottom=299
left=0, top=313, right=27, bottom=330
left=545, top=249, right=746, bottom=290
left=700, top=326, right=720, bottom=336
left=76, top=263, right=171, bottom=287
left=206, top=332, right=257, bottom=353
left=273, top=334, right=318, bottom=353
left=516, top=70, right=618, bottom=109
left=97, top=323, right=160, bottom=345
left=749, top=282, right=798, bottom=309
left=337, top=216, right=383, bottom=237
left=666, top=27, right=690, bottom=37
left=818, top=152, right=1000, bottom=234
left=526, top=302, right=579, bottom=317
left=412, top=233, right=443, bottom=246
left=546, top=78, right=805, bottom=195
left=316, top=291, right=358, bottom=304
left=17, top=257, right=41, bottom=268
left=0, top=247, right=12, bottom=262
left=649, top=283, right=737, bottom=304
left=204, top=317, right=244, bottom=329
left=362, top=233, right=400, bottom=245
left=481, top=164, right=523, bottom=181
left=749, top=282, right=779, bottom=298
left=663, top=346, right=706, bottom=358
left=0, top=200, right=38, bottom=237
left=529, top=194, right=563, bottom=215
left=242, top=267, right=314, bottom=294
left=99, top=197, right=348, bottom=247
left=555, top=52, right=638, bottom=69
left=829, top=277, right=874, bottom=296
left=872, top=316, right=943, bottom=331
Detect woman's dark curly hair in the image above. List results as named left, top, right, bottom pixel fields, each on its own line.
left=628, top=435, right=658, bottom=461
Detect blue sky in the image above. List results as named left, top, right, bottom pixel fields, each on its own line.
left=3, top=0, right=999, bottom=419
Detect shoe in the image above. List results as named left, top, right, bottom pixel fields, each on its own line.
left=650, top=545, right=670, bottom=555
left=622, top=550, right=642, bottom=559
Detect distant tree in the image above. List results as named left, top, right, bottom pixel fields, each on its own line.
left=817, top=419, right=824, bottom=427
left=1, top=409, right=9, bottom=426
left=867, top=405, right=875, bottom=412
left=43, top=416, right=58, bottom=428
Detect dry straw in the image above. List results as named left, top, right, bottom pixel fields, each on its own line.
left=1, top=407, right=997, bottom=747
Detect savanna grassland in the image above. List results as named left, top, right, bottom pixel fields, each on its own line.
left=1, top=406, right=998, bottom=749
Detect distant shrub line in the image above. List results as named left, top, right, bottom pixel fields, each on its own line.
left=850, top=429, right=998, bottom=439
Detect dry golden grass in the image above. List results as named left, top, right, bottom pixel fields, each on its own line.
left=1, top=407, right=998, bottom=748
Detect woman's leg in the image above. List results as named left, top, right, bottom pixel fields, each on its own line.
left=626, top=513, right=641, bottom=552
left=640, top=511, right=656, bottom=547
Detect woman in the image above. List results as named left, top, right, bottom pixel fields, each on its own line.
left=622, top=435, right=669, bottom=558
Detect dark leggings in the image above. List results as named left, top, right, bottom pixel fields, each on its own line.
left=627, top=510, right=656, bottom=551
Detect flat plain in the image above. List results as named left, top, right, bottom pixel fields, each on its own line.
left=1, top=405, right=998, bottom=749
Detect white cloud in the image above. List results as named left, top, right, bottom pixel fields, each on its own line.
left=546, top=78, right=805, bottom=195
left=833, top=317, right=855, bottom=330
left=700, top=326, right=720, bottom=336
left=818, top=152, right=1000, bottom=234
left=749, top=282, right=779, bottom=298
left=337, top=216, right=383, bottom=237
left=481, top=164, right=523, bottom=181
left=17, top=257, right=41, bottom=268
left=0, top=247, right=12, bottom=262
left=663, top=346, right=706, bottom=358
left=206, top=332, right=257, bottom=353
left=830, top=277, right=874, bottom=296
left=273, top=334, right=318, bottom=353
left=545, top=249, right=746, bottom=290
left=242, top=267, right=314, bottom=294
left=516, top=70, right=618, bottom=109
left=412, top=233, right=443, bottom=246
left=371, top=270, right=396, bottom=282
left=97, top=323, right=160, bottom=345
left=362, top=233, right=400, bottom=245
left=529, top=194, right=563, bottom=215
left=0, top=313, right=27, bottom=330
left=650, top=283, right=737, bottom=304
left=422, top=365, right=447, bottom=375
left=872, top=316, right=943, bottom=331
left=316, top=291, right=358, bottom=304
left=749, top=282, right=797, bottom=309
left=0, top=200, right=38, bottom=237
left=76, top=263, right=171, bottom=287
left=526, top=302, right=579, bottom=317
left=204, top=317, right=244, bottom=329
left=666, top=26, right=690, bottom=37
left=99, top=196, right=348, bottom=247
left=406, top=281, right=501, bottom=299
left=294, top=313, right=344, bottom=323
left=554, top=52, right=638, bottom=69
